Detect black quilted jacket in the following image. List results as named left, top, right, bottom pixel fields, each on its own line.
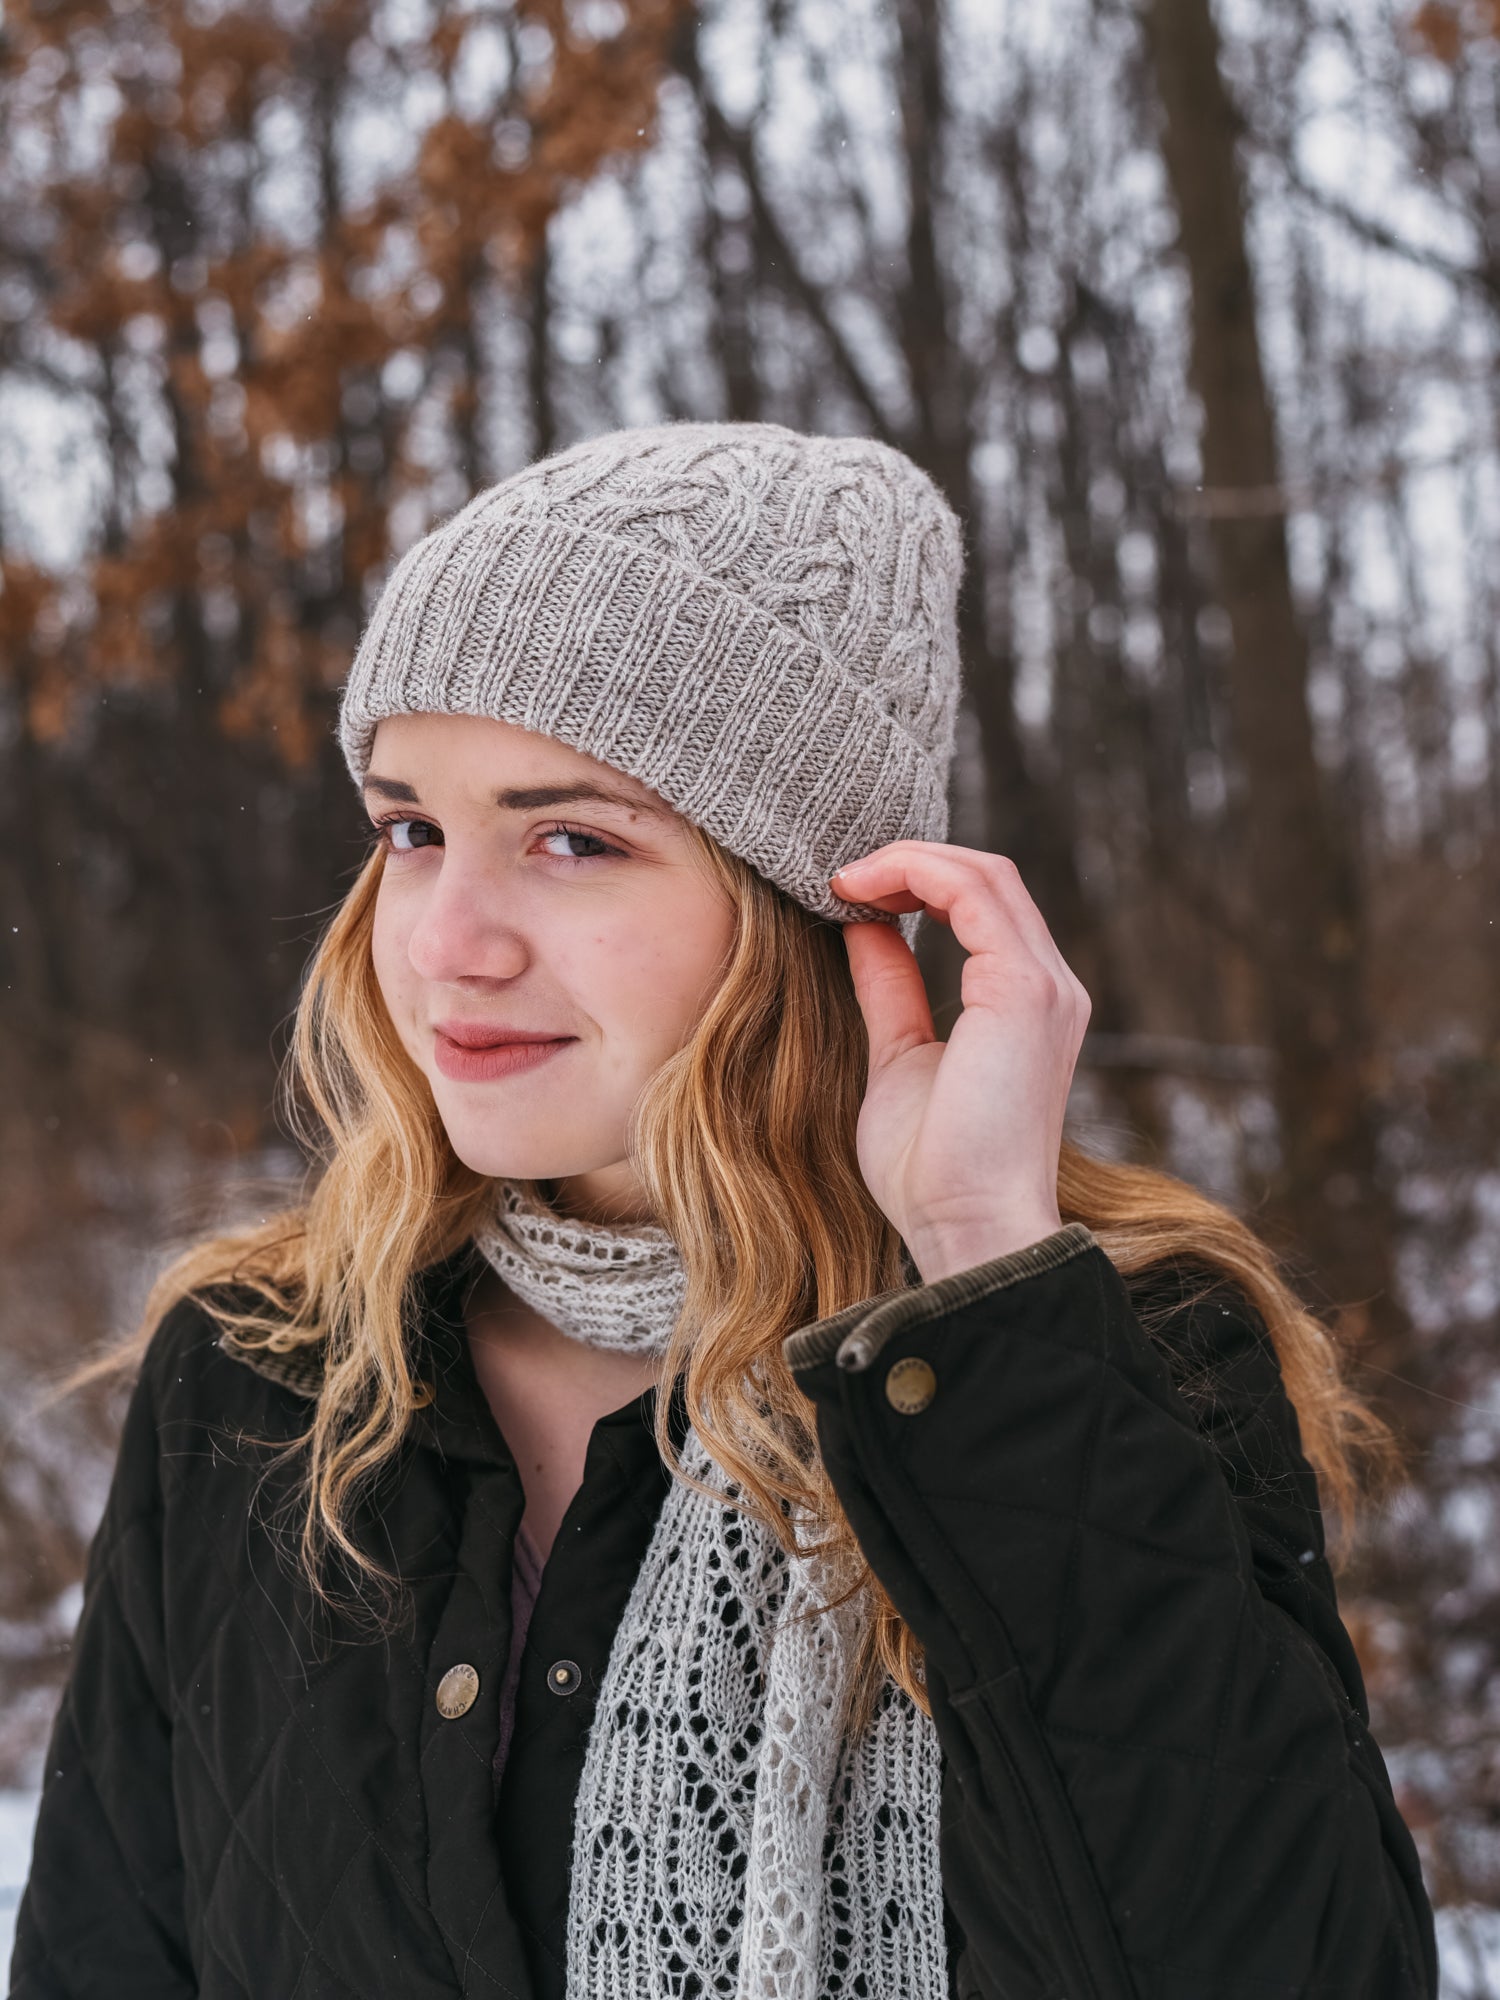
left=12, top=1222, right=1437, bottom=1998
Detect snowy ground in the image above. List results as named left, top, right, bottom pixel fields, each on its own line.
left=0, top=1792, right=36, bottom=1968
left=1443, top=1905, right=1500, bottom=2000
left=0, top=1785, right=1494, bottom=1988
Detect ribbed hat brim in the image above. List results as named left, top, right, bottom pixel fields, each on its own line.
left=339, top=511, right=949, bottom=929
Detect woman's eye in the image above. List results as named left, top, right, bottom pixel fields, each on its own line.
left=539, top=826, right=617, bottom=861
left=375, top=817, right=441, bottom=854
left=370, top=818, right=616, bottom=862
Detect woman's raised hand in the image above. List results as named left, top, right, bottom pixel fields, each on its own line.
left=829, top=842, right=1092, bottom=1285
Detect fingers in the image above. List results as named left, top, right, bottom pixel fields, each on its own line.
left=832, top=842, right=1043, bottom=962
left=832, top=840, right=1092, bottom=1023
left=842, top=921, right=936, bottom=1070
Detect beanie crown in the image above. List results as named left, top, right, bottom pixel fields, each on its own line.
left=338, top=420, right=963, bottom=928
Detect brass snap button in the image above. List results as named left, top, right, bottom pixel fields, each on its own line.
left=410, top=1378, right=435, bottom=1409
left=885, top=1355, right=937, bottom=1415
left=435, top=1663, right=480, bottom=1719
left=547, top=1658, right=582, bottom=1696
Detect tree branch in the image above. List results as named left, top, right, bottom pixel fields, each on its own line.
left=691, top=91, right=898, bottom=442
left=1280, top=160, right=1487, bottom=296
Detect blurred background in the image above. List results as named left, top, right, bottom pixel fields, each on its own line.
left=0, top=0, right=1497, bottom=1981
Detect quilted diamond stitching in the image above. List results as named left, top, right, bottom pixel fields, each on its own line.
left=174, top=1721, right=369, bottom=1998
left=33, top=1715, right=191, bottom=1974
left=200, top=1929, right=256, bottom=1997
left=154, top=1435, right=464, bottom=1969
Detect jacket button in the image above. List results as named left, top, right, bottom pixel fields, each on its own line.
left=885, top=1356, right=937, bottom=1415
left=547, top=1659, right=582, bottom=1696
left=435, top=1663, right=480, bottom=1719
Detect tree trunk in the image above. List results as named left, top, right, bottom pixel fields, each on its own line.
left=527, top=231, right=556, bottom=463
left=1143, top=0, right=1418, bottom=1423
left=892, top=0, right=1164, bottom=1154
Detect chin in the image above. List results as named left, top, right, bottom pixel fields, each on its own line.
left=437, top=1108, right=624, bottom=1185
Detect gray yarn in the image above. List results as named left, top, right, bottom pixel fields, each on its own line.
left=469, top=1189, right=950, bottom=2000
left=336, top=421, right=964, bottom=934
left=472, top=1182, right=686, bottom=1355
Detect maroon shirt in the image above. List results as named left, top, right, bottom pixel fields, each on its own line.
left=495, top=1519, right=545, bottom=1783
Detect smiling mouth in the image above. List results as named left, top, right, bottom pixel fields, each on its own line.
left=432, top=1031, right=576, bottom=1083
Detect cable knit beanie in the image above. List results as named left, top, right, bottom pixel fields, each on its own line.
left=336, top=419, right=964, bottom=928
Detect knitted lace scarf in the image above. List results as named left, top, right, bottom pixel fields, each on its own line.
left=472, top=1184, right=949, bottom=2000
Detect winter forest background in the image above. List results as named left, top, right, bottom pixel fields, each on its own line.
left=0, top=0, right=1498, bottom=1978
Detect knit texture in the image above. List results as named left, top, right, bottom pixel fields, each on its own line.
left=472, top=1182, right=687, bottom=1354
left=570, top=1423, right=947, bottom=2000
left=473, top=1192, right=949, bottom=1999
left=336, top=421, right=964, bottom=930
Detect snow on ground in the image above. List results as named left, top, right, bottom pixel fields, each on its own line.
left=1441, top=1904, right=1500, bottom=1999
left=0, top=1783, right=1496, bottom=1985
left=0, top=1792, right=38, bottom=1968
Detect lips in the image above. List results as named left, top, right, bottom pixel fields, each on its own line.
left=435, top=1022, right=564, bottom=1049
left=431, top=1022, right=576, bottom=1083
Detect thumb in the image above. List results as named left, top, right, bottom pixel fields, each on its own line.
left=842, top=921, right=937, bottom=1073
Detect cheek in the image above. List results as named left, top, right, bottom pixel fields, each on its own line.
left=369, top=894, right=414, bottom=1028
left=578, top=900, right=731, bottom=1062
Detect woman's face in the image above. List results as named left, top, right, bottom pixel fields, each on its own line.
left=367, top=712, right=736, bottom=1218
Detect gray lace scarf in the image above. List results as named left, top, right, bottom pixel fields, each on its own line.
left=472, top=1183, right=949, bottom=1999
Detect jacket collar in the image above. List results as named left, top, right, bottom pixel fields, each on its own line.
left=218, top=1238, right=688, bottom=1467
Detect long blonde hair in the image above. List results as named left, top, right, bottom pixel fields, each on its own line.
left=108, top=830, right=1393, bottom=1734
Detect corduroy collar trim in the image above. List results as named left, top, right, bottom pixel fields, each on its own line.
left=216, top=1237, right=690, bottom=1467
left=216, top=1239, right=483, bottom=1400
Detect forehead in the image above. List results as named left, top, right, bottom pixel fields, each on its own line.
left=365, top=712, right=669, bottom=814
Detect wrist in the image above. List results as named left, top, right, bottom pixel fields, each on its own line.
left=905, top=1211, right=1065, bottom=1285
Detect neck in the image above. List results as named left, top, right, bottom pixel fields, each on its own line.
left=550, top=1159, right=655, bottom=1228
left=468, top=1264, right=665, bottom=1388
left=464, top=1263, right=664, bottom=1562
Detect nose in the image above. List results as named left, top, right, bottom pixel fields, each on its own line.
left=404, top=850, right=531, bottom=985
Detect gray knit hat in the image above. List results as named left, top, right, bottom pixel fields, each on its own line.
left=337, top=420, right=963, bottom=928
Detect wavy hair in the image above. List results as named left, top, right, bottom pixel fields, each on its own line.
left=103, top=830, right=1394, bottom=1735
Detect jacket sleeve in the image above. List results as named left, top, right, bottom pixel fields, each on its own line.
left=11, top=1311, right=196, bottom=1998
left=783, top=1225, right=1438, bottom=2000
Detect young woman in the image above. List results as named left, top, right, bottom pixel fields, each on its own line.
left=14, top=421, right=1435, bottom=1999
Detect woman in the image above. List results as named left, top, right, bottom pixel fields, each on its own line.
left=14, top=421, right=1435, bottom=1999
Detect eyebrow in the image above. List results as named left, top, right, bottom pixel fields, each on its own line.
left=361, top=775, right=669, bottom=819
